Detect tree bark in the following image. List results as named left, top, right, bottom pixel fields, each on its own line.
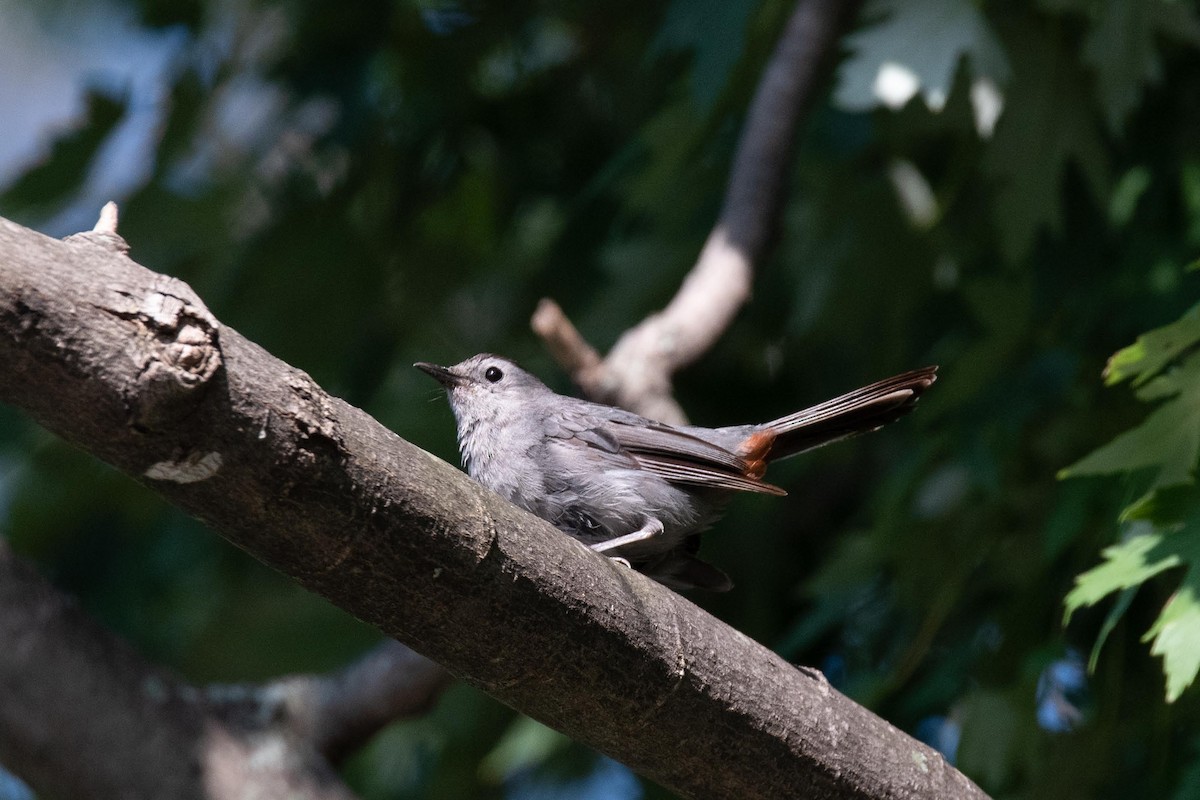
left=0, top=215, right=986, bottom=799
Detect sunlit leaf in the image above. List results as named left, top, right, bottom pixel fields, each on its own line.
left=1104, top=303, right=1200, bottom=386
left=1063, top=529, right=1179, bottom=622
left=1145, top=566, right=1200, bottom=702
left=1058, top=396, right=1200, bottom=487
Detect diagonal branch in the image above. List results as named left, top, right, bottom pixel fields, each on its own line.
left=0, top=212, right=984, bottom=799
left=533, top=0, right=864, bottom=423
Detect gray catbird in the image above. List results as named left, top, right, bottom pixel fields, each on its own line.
left=416, top=354, right=937, bottom=591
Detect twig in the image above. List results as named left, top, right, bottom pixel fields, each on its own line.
left=92, top=201, right=119, bottom=234
left=534, top=0, right=864, bottom=423
left=530, top=298, right=603, bottom=380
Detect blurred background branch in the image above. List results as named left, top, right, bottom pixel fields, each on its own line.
left=533, top=0, right=863, bottom=423
left=0, top=540, right=448, bottom=800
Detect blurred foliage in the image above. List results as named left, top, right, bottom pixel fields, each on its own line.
left=3, top=0, right=1200, bottom=797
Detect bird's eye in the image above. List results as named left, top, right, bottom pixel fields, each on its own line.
left=484, top=366, right=504, bottom=383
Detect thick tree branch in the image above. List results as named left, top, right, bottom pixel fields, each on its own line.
left=0, top=214, right=984, bottom=799
left=534, top=0, right=863, bottom=423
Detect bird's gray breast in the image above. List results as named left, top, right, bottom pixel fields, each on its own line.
left=455, top=399, right=550, bottom=514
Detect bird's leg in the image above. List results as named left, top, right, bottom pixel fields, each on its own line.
left=590, top=518, right=664, bottom=554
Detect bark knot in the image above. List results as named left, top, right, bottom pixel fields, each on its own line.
left=102, top=279, right=222, bottom=432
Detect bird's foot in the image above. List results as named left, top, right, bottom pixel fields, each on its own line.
left=590, top=518, right=664, bottom=554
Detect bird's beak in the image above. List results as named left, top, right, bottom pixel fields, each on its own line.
left=414, top=362, right=462, bottom=387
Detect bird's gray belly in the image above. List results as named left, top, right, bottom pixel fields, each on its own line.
left=541, top=466, right=725, bottom=557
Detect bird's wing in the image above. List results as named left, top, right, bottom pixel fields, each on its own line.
left=547, top=408, right=786, bottom=496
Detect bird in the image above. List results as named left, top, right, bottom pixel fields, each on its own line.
left=416, top=354, right=937, bottom=591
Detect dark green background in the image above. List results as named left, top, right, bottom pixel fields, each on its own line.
left=3, top=0, right=1200, bottom=797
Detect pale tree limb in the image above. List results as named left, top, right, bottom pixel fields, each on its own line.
left=0, top=211, right=985, bottom=799
left=533, top=0, right=863, bottom=423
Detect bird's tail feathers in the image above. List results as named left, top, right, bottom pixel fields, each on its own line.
left=740, top=366, right=938, bottom=463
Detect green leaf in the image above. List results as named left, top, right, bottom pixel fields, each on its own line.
left=1065, top=512, right=1200, bottom=700
left=984, top=23, right=1108, bottom=262
left=1063, top=529, right=1179, bottom=623
left=835, top=0, right=1009, bottom=112
left=1054, top=305, right=1200, bottom=509
left=1088, top=585, right=1137, bottom=672
left=1145, top=566, right=1200, bottom=701
left=1081, top=0, right=1200, bottom=133
left=1104, top=303, right=1200, bottom=386
left=1120, top=485, right=1200, bottom=525
left=1058, top=395, right=1200, bottom=487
